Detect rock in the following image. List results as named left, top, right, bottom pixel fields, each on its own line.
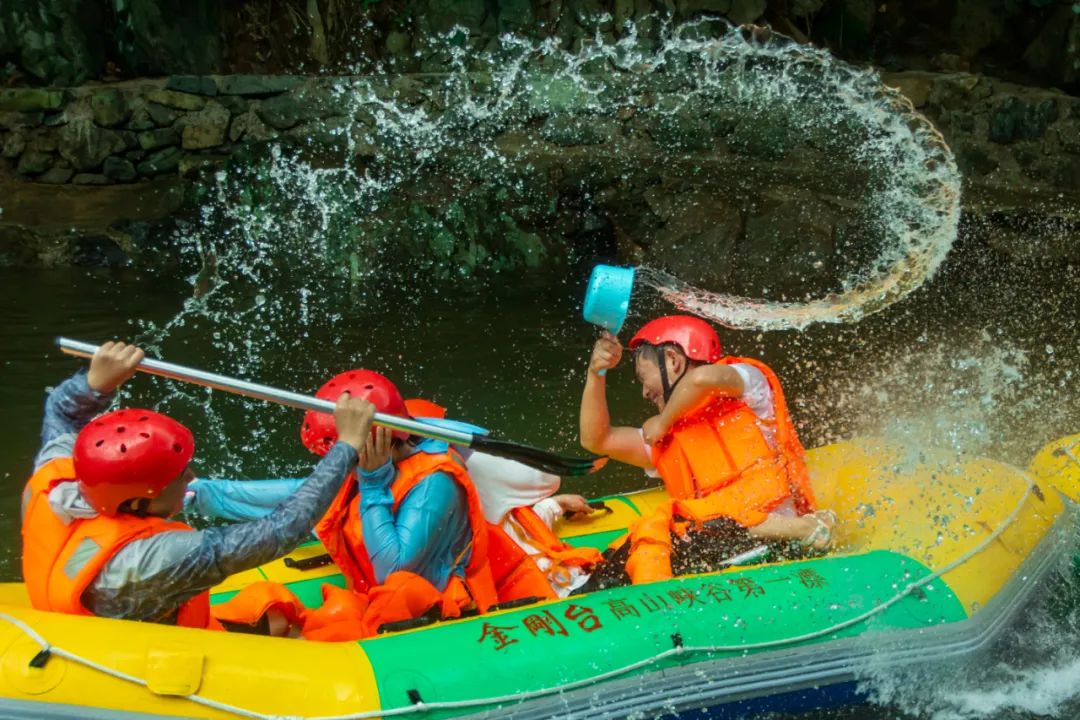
left=16, top=151, right=52, bottom=176
left=1, top=0, right=105, bottom=85
left=136, top=146, right=183, bottom=176
left=643, top=190, right=743, bottom=289
left=72, top=173, right=111, bottom=185
left=145, top=89, right=206, bottom=112
left=728, top=114, right=792, bottom=159
left=386, top=31, right=412, bottom=55
left=1023, top=8, right=1075, bottom=82
left=89, top=88, right=128, bottom=128
left=950, top=0, right=1004, bottom=58
left=884, top=72, right=934, bottom=108
left=0, top=89, right=64, bottom=113
left=137, top=127, right=180, bottom=151
left=677, top=0, right=731, bottom=15
left=28, top=133, right=58, bottom=153
left=955, top=142, right=999, bottom=177
left=180, top=100, right=230, bottom=150
left=789, top=0, right=826, bottom=17
left=0, top=111, right=44, bottom=130
left=103, top=156, right=137, bottom=182
left=229, top=111, right=278, bottom=143
left=647, top=106, right=714, bottom=152
left=727, top=0, right=765, bottom=24
left=166, top=75, right=218, bottom=96
left=739, top=188, right=842, bottom=294
left=216, top=76, right=303, bottom=96
left=38, top=167, right=74, bottom=184
left=286, top=117, right=352, bottom=153
left=125, top=149, right=147, bottom=162
left=178, top=154, right=228, bottom=178
left=988, top=97, right=1059, bottom=144
left=126, top=107, right=156, bottom=131
left=43, top=112, right=68, bottom=128
left=146, top=103, right=180, bottom=127
left=927, top=73, right=983, bottom=111
left=425, top=0, right=487, bottom=34
left=214, top=95, right=250, bottom=116
left=1, top=130, right=26, bottom=159
left=256, top=87, right=336, bottom=130
left=523, top=73, right=593, bottom=114
left=58, top=123, right=128, bottom=171
left=112, top=0, right=221, bottom=76
left=541, top=115, right=618, bottom=145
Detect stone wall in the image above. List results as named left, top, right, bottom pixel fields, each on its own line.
left=1, top=68, right=1079, bottom=270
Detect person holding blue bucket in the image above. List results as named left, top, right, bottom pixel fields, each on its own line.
left=578, top=265, right=835, bottom=589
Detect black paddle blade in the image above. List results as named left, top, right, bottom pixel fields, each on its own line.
left=470, top=435, right=608, bottom=477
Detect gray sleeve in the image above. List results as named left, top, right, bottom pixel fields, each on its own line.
left=35, top=371, right=113, bottom=471
left=83, top=442, right=358, bottom=622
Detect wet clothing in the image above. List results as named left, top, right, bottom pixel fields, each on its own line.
left=25, top=370, right=358, bottom=624
left=357, top=440, right=471, bottom=588
left=188, top=439, right=472, bottom=590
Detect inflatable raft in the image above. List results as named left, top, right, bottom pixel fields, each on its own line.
left=0, top=435, right=1077, bottom=720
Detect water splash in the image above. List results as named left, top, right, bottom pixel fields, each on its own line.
left=130, top=20, right=967, bottom=474
left=629, top=32, right=961, bottom=330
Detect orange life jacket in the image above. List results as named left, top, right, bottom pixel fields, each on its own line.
left=650, top=356, right=816, bottom=528
left=504, top=507, right=603, bottom=592
left=314, top=447, right=500, bottom=612
left=625, top=358, right=817, bottom=585
left=21, top=458, right=218, bottom=629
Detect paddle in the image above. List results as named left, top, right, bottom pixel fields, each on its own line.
left=56, top=338, right=607, bottom=477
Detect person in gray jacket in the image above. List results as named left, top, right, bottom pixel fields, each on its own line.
left=22, top=341, right=374, bottom=628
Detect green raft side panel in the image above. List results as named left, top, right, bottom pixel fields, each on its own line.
left=362, top=550, right=966, bottom=718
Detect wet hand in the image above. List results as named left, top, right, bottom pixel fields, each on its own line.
left=555, top=494, right=594, bottom=520
left=334, top=393, right=377, bottom=453
left=86, top=341, right=145, bottom=394
left=589, top=331, right=623, bottom=376
left=359, top=425, right=393, bottom=473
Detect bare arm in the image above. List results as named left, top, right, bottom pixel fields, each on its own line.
left=579, top=332, right=652, bottom=469
left=643, top=364, right=744, bottom=445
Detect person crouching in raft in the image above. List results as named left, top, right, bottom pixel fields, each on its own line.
left=577, top=315, right=835, bottom=587
left=187, top=399, right=604, bottom=602
left=298, top=370, right=563, bottom=640
left=21, top=341, right=375, bottom=629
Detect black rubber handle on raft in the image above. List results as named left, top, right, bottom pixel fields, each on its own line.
left=28, top=649, right=51, bottom=669
left=283, top=554, right=334, bottom=571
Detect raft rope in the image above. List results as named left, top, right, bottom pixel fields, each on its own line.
left=0, top=472, right=1038, bottom=720
left=1058, top=439, right=1080, bottom=472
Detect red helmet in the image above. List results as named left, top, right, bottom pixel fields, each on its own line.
left=301, top=370, right=411, bottom=456
left=73, top=409, right=195, bottom=516
left=628, top=315, right=722, bottom=363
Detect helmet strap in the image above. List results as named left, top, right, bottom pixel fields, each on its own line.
left=654, top=345, right=690, bottom=405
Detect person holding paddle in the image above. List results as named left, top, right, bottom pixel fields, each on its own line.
left=578, top=315, right=835, bottom=588
left=21, top=341, right=375, bottom=628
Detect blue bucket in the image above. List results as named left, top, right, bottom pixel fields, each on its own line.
left=583, top=264, right=635, bottom=334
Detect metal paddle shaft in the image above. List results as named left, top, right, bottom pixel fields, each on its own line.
left=56, top=338, right=606, bottom=476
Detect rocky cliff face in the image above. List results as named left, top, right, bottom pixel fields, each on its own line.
left=0, top=2, right=1077, bottom=275
left=2, top=2, right=1078, bottom=93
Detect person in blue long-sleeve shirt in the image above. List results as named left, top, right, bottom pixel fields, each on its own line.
left=22, top=341, right=375, bottom=626
left=298, top=369, right=486, bottom=606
